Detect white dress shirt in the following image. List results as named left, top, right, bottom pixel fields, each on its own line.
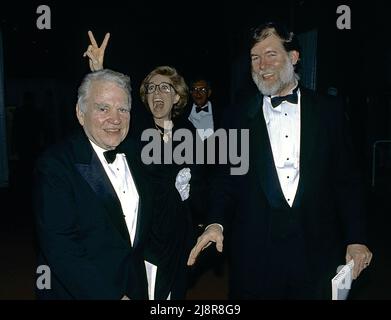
left=262, top=88, right=301, bottom=207
left=90, top=141, right=157, bottom=299
left=188, top=101, right=214, bottom=141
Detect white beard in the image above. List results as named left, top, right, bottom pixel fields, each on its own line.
left=252, top=58, right=297, bottom=96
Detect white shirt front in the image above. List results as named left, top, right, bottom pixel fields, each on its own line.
left=262, top=89, right=301, bottom=207
left=90, top=141, right=157, bottom=299
left=188, top=101, right=214, bottom=141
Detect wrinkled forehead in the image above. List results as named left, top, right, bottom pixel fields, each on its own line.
left=88, top=80, right=129, bottom=103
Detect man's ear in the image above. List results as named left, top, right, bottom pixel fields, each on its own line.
left=207, top=89, right=212, bottom=99
left=289, top=50, right=300, bottom=66
left=76, top=104, right=84, bottom=126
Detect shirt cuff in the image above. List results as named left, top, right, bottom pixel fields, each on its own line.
left=205, top=223, right=224, bottom=233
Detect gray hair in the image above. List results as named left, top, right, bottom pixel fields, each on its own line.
left=77, top=69, right=132, bottom=112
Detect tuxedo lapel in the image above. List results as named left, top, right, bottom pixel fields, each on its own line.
left=72, top=133, right=131, bottom=244
left=293, top=89, right=319, bottom=208
left=246, top=95, right=288, bottom=208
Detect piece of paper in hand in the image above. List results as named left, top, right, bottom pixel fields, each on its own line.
left=331, top=260, right=354, bottom=300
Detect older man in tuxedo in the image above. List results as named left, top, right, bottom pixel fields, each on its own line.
left=188, top=22, right=372, bottom=299
left=34, top=69, right=154, bottom=299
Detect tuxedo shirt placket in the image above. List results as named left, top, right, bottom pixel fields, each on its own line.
left=263, top=90, right=301, bottom=207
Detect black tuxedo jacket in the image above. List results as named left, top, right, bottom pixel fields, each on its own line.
left=34, top=130, right=154, bottom=299
left=210, top=87, right=368, bottom=298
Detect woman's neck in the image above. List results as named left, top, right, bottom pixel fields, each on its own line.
left=154, top=118, right=173, bottom=129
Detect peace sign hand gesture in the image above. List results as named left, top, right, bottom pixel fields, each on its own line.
left=83, top=30, right=110, bottom=71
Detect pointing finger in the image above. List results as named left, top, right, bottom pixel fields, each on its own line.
left=216, top=238, right=223, bottom=252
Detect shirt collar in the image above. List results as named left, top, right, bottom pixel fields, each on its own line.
left=89, top=140, right=123, bottom=164
left=263, top=86, right=301, bottom=124
left=191, top=101, right=212, bottom=114
left=90, top=140, right=108, bottom=157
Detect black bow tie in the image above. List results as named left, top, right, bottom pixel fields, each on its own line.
left=103, top=149, right=119, bottom=164
left=196, top=105, right=209, bottom=113
left=270, top=88, right=298, bottom=108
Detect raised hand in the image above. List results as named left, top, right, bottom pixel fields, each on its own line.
left=83, top=30, right=110, bottom=71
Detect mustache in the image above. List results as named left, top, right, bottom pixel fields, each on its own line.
left=254, top=70, right=275, bottom=77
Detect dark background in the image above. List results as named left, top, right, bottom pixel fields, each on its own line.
left=1, top=0, right=391, bottom=299
left=1, top=0, right=390, bottom=162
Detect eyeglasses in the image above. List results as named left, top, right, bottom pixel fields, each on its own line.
left=145, top=82, right=175, bottom=94
left=190, top=87, right=209, bottom=94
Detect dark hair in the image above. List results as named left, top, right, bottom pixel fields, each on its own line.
left=189, top=76, right=212, bottom=89
left=250, top=21, right=301, bottom=54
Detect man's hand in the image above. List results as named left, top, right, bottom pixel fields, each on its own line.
left=83, top=30, right=110, bottom=71
left=187, top=224, right=223, bottom=266
left=346, top=244, right=373, bottom=279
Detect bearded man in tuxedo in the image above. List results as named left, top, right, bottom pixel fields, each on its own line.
left=188, top=22, right=372, bottom=299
